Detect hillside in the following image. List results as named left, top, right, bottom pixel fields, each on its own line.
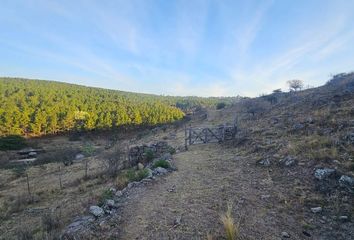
left=0, top=78, right=237, bottom=137
left=0, top=74, right=353, bottom=239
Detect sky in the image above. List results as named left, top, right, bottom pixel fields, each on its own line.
left=1, top=0, right=354, bottom=97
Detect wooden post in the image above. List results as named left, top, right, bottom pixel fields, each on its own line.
left=84, top=158, right=88, bottom=179
left=184, top=125, right=188, bottom=150
left=188, top=124, right=192, bottom=145
left=204, top=128, right=208, bottom=143
left=222, top=124, right=225, bottom=142
left=26, top=171, right=31, bottom=198
left=58, top=165, right=62, bottom=190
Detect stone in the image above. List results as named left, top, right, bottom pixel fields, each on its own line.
left=280, top=156, right=297, bottom=167
left=146, top=168, right=153, bottom=178
left=109, top=187, right=116, bottom=193
left=75, top=153, right=85, bottom=160
left=105, top=199, right=115, bottom=208
left=137, top=163, right=144, bottom=170
left=293, top=123, right=304, bottom=131
left=115, top=191, right=123, bottom=197
left=28, top=152, right=37, bottom=157
left=160, top=153, right=172, bottom=161
left=62, top=216, right=94, bottom=235
left=311, top=207, right=322, bottom=213
left=89, top=206, right=104, bottom=217
left=281, top=232, right=290, bottom=238
left=258, top=158, right=271, bottom=167
left=338, top=216, right=349, bottom=222
left=174, top=216, right=182, bottom=226
left=339, top=175, right=354, bottom=191
left=153, top=167, right=168, bottom=175
left=314, top=168, right=336, bottom=180
left=261, top=194, right=271, bottom=200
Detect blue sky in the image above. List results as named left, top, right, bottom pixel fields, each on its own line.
left=1, top=0, right=354, bottom=97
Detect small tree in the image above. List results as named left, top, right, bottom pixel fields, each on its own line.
left=287, top=79, right=303, bottom=92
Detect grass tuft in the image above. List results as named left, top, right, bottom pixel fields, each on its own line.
left=220, top=203, right=239, bottom=240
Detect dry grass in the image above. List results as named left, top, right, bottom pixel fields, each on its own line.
left=220, top=203, right=239, bottom=240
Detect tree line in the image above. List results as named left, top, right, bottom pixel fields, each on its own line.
left=0, top=78, right=236, bottom=137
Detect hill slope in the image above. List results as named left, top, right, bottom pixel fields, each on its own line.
left=0, top=78, right=236, bottom=137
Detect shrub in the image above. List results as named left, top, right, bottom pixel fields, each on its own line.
left=82, top=143, right=95, bottom=157
left=98, top=189, right=114, bottom=206
left=153, top=160, right=170, bottom=169
left=0, top=135, right=27, bottom=151
left=216, top=102, right=226, bottom=110
left=145, top=149, right=155, bottom=162
left=15, top=225, right=34, bottom=240
left=125, top=169, right=149, bottom=182
left=168, top=146, right=176, bottom=155
left=101, top=147, right=124, bottom=177
left=115, top=174, right=129, bottom=190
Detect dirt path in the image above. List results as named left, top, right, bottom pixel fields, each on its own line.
left=105, top=143, right=303, bottom=240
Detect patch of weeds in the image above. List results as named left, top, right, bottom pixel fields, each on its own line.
left=145, top=149, right=155, bottom=162
left=0, top=135, right=27, bottom=151
left=116, top=174, right=129, bottom=190
left=82, top=143, right=95, bottom=157
left=98, top=189, right=114, bottom=206
left=153, top=159, right=170, bottom=169
left=35, top=148, right=79, bottom=165
left=168, top=146, right=176, bottom=155
left=126, top=168, right=149, bottom=182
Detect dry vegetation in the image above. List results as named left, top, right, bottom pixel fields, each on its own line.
left=1, top=75, right=354, bottom=239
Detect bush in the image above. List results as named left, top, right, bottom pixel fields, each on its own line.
left=41, top=212, right=61, bottom=234
left=125, top=168, right=149, bottom=182
left=153, top=160, right=170, bottom=169
left=0, top=135, right=27, bottom=151
left=101, top=147, right=124, bottom=177
left=145, top=149, right=155, bottom=162
left=216, top=102, right=226, bottom=110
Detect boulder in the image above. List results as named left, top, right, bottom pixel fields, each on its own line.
left=75, top=153, right=85, bottom=160
left=89, top=206, right=104, bottom=218
left=137, top=163, right=144, bottom=170
left=105, top=199, right=115, bottom=208
left=115, top=191, right=123, bottom=197
left=279, top=156, right=297, bottom=167
left=311, top=207, right=322, bottom=213
left=281, top=232, right=290, bottom=238
left=314, top=168, right=336, bottom=180
left=153, top=167, right=168, bottom=175
left=258, top=158, right=271, bottom=167
left=339, top=175, right=354, bottom=191
left=62, top=216, right=94, bottom=236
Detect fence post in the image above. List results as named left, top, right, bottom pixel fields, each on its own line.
left=222, top=124, right=225, bottom=142
left=25, top=171, right=31, bottom=198
left=204, top=128, right=208, bottom=143
left=188, top=124, right=192, bottom=145
left=84, top=158, right=88, bottom=179
left=58, top=165, right=63, bottom=190
left=184, top=125, right=188, bottom=150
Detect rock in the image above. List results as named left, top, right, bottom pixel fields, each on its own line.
left=258, top=158, right=271, bottom=167
left=302, top=231, right=311, bottom=237
left=281, top=232, right=290, bottom=238
left=75, top=153, right=85, bottom=160
left=311, top=207, right=322, bottom=213
left=160, top=153, right=172, bottom=161
left=62, top=216, right=94, bottom=236
left=137, top=163, right=144, bottom=170
left=89, top=206, right=104, bottom=217
left=28, top=152, right=37, bottom=157
left=339, top=175, right=354, bottom=191
left=115, top=191, right=123, bottom=197
left=314, top=168, right=336, bottom=180
left=279, top=156, right=297, bottom=167
left=338, top=216, right=349, bottom=222
left=153, top=167, right=168, bottom=175
left=105, top=199, right=115, bottom=208
left=293, top=123, right=305, bottom=131
left=174, top=216, right=182, bottom=226
left=146, top=168, right=153, bottom=178
left=109, top=187, right=116, bottom=193
left=261, top=194, right=271, bottom=200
